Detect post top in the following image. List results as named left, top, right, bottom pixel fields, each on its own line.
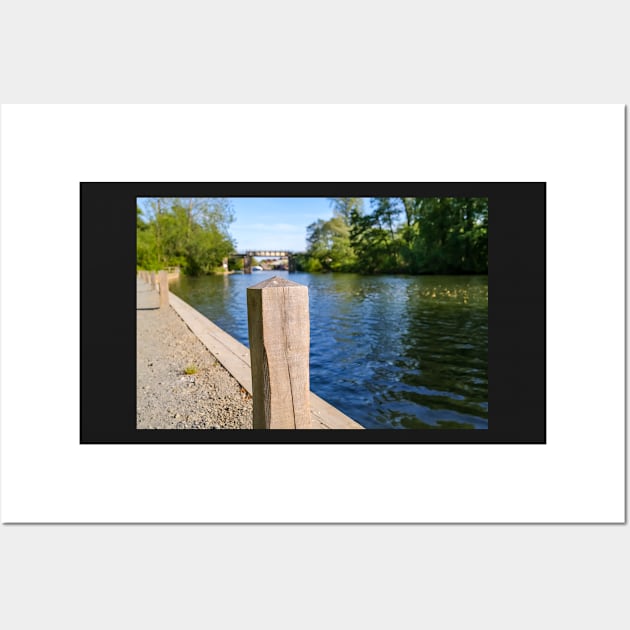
left=248, top=276, right=306, bottom=290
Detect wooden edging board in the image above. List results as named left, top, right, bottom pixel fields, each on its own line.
left=168, top=291, right=364, bottom=430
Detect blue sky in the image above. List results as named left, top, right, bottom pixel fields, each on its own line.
left=229, top=197, right=333, bottom=252
left=137, top=197, right=370, bottom=252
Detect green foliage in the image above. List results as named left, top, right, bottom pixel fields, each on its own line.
left=302, top=256, right=324, bottom=272
left=183, top=365, right=198, bottom=375
left=305, top=216, right=357, bottom=272
left=137, top=206, right=147, bottom=230
left=405, top=197, right=488, bottom=274
left=291, top=253, right=313, bottom=272
left=136, top=198, right=235, bottom=275
left=304, top=197, right=488, bottom=275
left=327, top=197, right=364, bottom=222
left=349, top=198, right=404, bottom=273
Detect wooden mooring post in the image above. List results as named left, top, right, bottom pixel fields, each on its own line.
left=247, top=276, right=311, bottom=429
left=150, top=271, right=157, bottom=289
left=159, top=270, right=169, bottom=308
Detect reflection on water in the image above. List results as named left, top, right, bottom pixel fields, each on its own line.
left=171, top=271, right=488, bottom=429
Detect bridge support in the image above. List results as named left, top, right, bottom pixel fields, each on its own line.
left=243, top=255, right=252, bottom=274
left=288, top=254, right=296, bottom=273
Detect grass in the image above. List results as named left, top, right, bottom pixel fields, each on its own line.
left=183, top=365, right=198, bottom=375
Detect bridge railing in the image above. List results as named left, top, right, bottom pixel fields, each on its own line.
left=231, top=251, right=302, bottom=274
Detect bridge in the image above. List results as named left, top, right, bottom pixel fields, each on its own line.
left=227, top=250, right=303, bottom=273
left=235, top=250, right=293, bottom=258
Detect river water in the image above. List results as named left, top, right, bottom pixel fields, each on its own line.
left=169, top=271, right=488, bottom=430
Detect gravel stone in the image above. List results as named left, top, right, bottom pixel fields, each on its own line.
left=136, top=279, right=253, bottom=429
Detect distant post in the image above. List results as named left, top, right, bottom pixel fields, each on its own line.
left=159, top=270, right=169, bottom=308
left=247, top=276, right=311, bottom=429
left=150, top=271, right=157, bottom=289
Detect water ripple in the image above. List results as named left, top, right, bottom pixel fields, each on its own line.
left=170, top=272, right=488, bottom=430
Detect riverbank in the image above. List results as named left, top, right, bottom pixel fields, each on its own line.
left=136, top=278, right=253, bottom=429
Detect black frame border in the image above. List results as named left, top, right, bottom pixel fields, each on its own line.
left=80, top=182, right=546, bottom=444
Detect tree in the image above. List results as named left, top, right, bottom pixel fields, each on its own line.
left=347, top=198, right=403, bottom=273
left=136, top=197, right=236, bottom=275
left=327, top=198, right=364, bottom=222
left=302, top=196, right=488, bottom=275
left=305, top=216, right=356, bottom=271
left=409, top=197, right=488, bottom=273
left=302, top=198, right=366, bottom=272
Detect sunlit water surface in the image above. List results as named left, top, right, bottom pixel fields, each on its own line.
left=170, top=271, right=488, bottom=429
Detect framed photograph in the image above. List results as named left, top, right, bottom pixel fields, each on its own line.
left=81, top=181, right=545, bottom=444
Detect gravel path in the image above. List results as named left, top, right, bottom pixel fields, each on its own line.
left=136, top=278, right=253, bottom=429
